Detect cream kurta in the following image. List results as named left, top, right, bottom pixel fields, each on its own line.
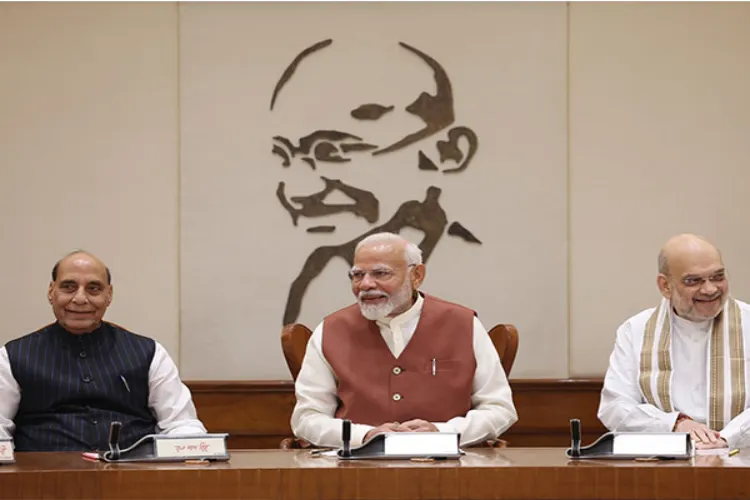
left=599, top=299, right=750, bottom=448
left=291, top=294, right=518, bottom=448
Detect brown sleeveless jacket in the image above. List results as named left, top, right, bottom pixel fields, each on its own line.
left=322, top=293, right=476, bottom=425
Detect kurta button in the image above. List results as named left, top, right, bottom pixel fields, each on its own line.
left=82, top=375, right=92, bottom=383
left=392, top=366, right=402, bottom=375
left=79, top=351, right=87, bottom=358
left=393, top=393, right=402, bottom=401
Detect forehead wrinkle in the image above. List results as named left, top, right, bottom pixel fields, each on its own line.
left=681, top=267, right=726, bottom=278
left=351, top=263, right=393, bottom=272
left=59, top=277, right=105, bottom=286
left=367, top=264, right=393, bottom=272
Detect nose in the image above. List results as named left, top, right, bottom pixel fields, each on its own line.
left=701, top=280, right=719, bottom=296
left=359, top=273, right=378, bottom=290
left=72, top=287, right=88, bottom=304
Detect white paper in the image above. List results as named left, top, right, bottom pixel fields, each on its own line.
left=154, top=436, right=228, bottom=459
left=313, top=450, right=339, bottom=457
left=383, top=432, right=459, bottom=456
left=612, top=433, right=689, bottom=456
left=0, top=439, right=13, bottom=462
left=696, top=448, right=730, bottom=456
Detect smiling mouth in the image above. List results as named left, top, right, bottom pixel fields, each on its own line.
left=360, top=296, right=387, bottom=304
left=695, top=296, right=720, bottom=304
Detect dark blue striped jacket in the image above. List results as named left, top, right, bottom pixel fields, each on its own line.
left=5, top=322, right=157, bottom=451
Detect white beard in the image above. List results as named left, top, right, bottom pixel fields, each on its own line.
left=358, top=276, right=413, bottom=321
left=360, top=301, right=393, bottom=321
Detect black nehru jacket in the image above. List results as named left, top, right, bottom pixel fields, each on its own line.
left=5, top=322, right=157, bottom=451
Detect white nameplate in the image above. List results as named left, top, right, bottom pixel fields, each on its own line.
left=383, top=432, right=460, bottom=456
left=612, top=433, right=691, bottom=457
left=338, top=432, right=461, bottom=460
left=154, top=435, right=229, bottom=460
left=0, top=439, right=14, bottom=463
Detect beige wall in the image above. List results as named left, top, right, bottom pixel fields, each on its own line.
left=0, top=3, right=181, bottom=356
left=1, top=2, right=749, bottom=380
left=569, top=2, right=750, bottom=376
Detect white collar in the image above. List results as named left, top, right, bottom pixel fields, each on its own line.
left=376, top=293, right=424, bottom=329
left=671, top=308, right=712, bottom=338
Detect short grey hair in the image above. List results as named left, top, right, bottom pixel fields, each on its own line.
left=658, top=249, right=669, bottom=275
left=52, top=249, right=112, bottom=284
left=355, top=232, right=423, bottom=266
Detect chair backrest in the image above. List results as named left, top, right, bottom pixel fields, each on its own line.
left=487, top=324, right=519, bottom=377
left=281, top=323, right=313, bottom=381
left=281, top=322, right=519, bottom=380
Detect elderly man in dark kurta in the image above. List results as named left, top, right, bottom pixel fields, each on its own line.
left=291, top=232, right=517, bottom=447
left=0, top=251, right=206, bottom=451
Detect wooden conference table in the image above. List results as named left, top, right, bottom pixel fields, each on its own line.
left=1, top=448, right=749, bottom=499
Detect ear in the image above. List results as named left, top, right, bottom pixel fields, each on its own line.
left=436, top=126, right=478, bottom=174
left=106, top=285, right=114, bottom=305
left=411, top=264, right=426, bottom=290
left=47, top=281, right=54, bottom=303
left=657, top=274, right=672, bottom=299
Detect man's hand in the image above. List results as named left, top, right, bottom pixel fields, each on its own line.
left=397, top=419, right=439, bottom=433
left=675, top=418, right=724, bottom=446
left=363, top=423, right=402, bottom=442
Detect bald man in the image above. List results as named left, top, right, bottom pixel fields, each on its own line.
left=291, top=232, right=517, bottom=448
left=0, top=251, right=206, bottom=452
left=599, top=234, right=750, bottom=450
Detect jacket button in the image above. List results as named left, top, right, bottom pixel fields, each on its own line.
left=79, top=351, right=87, bottom=358
left=392, top=393, right=402, bottom=401
left=82, top=375, right=92, bottom=383
left=392, top=366, right=402, bottom=375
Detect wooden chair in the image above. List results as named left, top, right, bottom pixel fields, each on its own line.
left=279, top=323, right=313, bottom=450
left=281, top=323, right=313, bottom=382
left=487, top=324, right=519, bottom=377
left=279, top=321, right=520, bottom=449
left=481, top=323, right=519, bottom=448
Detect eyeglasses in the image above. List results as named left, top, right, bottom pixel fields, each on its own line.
left=348, top=264, right=415, bottom=283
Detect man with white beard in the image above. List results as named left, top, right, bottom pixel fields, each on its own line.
left=290, top=232, right=517, bottom=448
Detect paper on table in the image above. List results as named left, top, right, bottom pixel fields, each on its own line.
left=310, top=449, right=338, bottom=457
left=696, top=448, right=729, bottom=455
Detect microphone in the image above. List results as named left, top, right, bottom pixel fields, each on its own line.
left=569, top=419, right=581, bottom=458
left=108, top=421, right=123, bottom=460
left=341, top=419, right=351, bottom=457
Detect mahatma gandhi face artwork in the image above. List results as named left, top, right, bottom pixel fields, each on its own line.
left=270, top=39, right=482, bottom=324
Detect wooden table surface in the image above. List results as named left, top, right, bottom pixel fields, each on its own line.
left=2, top=448, right=750, bottom=499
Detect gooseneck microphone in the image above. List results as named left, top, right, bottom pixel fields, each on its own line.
left=569, top=419, right=582, bottom=458
left=341, top=419, right=352, bottom=457
left=108, top=421, right=123, bottom=460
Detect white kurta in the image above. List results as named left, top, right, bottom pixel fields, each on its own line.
left=599, top=299, right=750, bottom=448
left=291, top=294, right=518, bottom=448
left=0, top=342, right=207, bottom=439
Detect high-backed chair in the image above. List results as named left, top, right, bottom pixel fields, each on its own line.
left=281, top=323, right=313, bottom=382
left=487, top=324, right=519, bottom=377
left=280, top=321, right=520, bottom=449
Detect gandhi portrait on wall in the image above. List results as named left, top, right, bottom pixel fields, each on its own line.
left=270, top=39, right=482, bottom=325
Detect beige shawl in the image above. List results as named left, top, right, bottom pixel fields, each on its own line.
left=639, top=296, right=745, bottom=430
